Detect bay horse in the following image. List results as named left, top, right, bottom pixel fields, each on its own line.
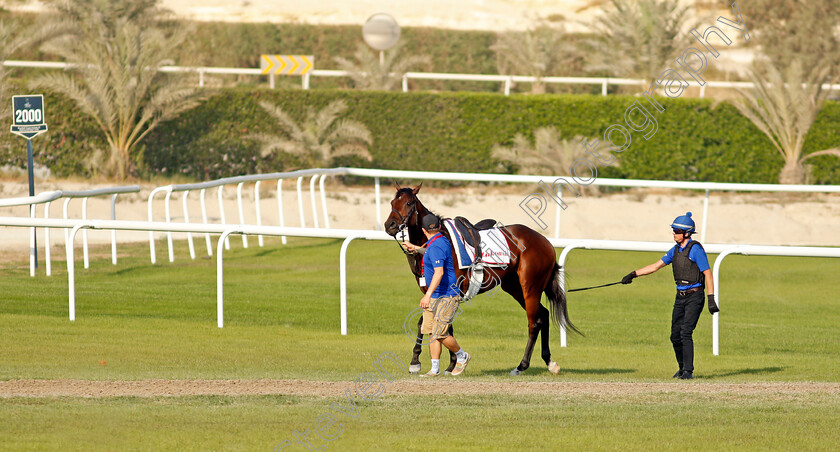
left=384, top=183, right=580, bottom=375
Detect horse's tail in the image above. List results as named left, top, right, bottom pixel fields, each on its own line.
left=545, top=263, right=583, bottom=336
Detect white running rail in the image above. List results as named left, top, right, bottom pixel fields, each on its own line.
left=2, top=215, right=837, bottom=354
left=0, top=216, right=390, bottom=329
left=553, top=239, right=840, bottom=355
left=147, top=167, right=840, bottom=264
left=147, top=168, right=345, bottom=263
left=0, top=186, right=140, bottom=276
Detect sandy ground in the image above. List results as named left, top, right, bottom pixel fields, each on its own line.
left=2, top=179, right=840, bottom=263
left=0, top=0, right=752, bottom=77
left=3, top=0, right=599, bottom=31
left=2, top=378, right=839, bottom=398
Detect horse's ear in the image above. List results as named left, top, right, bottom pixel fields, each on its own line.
left=412, top=183, right=422, bottom=195
left=395, top=182, right=401, bottom=190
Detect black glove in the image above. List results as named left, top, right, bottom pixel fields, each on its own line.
left=708, top=294, right=719, bottom=314
left=621, top=271, right=637, bottom=285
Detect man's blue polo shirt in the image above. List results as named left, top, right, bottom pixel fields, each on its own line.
left=661, top=239, right=710, bottom=290
left=423, top=233, right=459, bottom=298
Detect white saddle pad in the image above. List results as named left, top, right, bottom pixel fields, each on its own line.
left=443, top=220, right=512, bottom=269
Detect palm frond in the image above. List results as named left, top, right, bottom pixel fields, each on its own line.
left=799, top=148, right=840, bottom=163
left=325, top=119, right=373, bottom=146
left=247, top=133, right=308, bottom=158
left=255, top=101, right=372, bottom=167
left=333, top=40, right=429, bottom=91
left=31, top=0, right=204, bottom=179
left=732, top=59, right=835, bottom=183
left=314, top=100, right=347, bottom=137
left=258, top=101, right=305, bottom=143
left=493, top=127, right=592, bottom=175
left=331, top=144, right=373, bottom=162
left=584, top=0, right=693, bottom=82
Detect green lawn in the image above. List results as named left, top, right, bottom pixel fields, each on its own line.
left=2, top=393, right=840, bottom=451
left=1, top=237, right=839, bottom=450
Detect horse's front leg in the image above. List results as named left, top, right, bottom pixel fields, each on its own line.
left=409, top=315, right=423, bottom=374
left=444, top=324, right=457, bottom=374
left=410, top=316, right=457, bottom=374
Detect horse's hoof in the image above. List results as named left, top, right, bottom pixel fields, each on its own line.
left=548, top=361, right=560, bottom=375
left=509, top=368, right=522, bottom=376
left=409, top=364, right=421, bottom=374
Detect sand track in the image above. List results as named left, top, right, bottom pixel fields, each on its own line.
left=2, top=379, right=838, bottom=399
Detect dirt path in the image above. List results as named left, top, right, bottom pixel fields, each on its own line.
left=2, top=379, right=838, bottom=399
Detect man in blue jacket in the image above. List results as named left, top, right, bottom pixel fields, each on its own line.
left=620, top=212, right=719, bottom=380
left=403, top=214, right=471, bottom=377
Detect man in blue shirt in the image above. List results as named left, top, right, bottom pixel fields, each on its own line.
left=620, top=212, right=719, bottom=380
left=402, top=214, right=471, bottom=376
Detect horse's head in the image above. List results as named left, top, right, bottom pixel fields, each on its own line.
left=384, top=183, right=423, bottom=236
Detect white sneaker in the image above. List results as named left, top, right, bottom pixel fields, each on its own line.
left=451, top=353, right=471, bottom=376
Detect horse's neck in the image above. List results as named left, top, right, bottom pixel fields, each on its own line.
left=409, top=202, right=431, bottom=246
left=405, top=202, right=429, bottom=278
left=408, top=226, right=425, bottom=246
left=406, top=224, right=424, bottom=277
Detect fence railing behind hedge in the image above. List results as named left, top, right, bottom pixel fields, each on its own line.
left=8, top=59, right=840, bottom=97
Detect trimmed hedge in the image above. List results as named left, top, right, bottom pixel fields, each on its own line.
left=4, top=86, right=840, bottom=185
left=802, top=101, right=840, bottom=184
left=0, top=84, right=106, bottom=176
left=143, top=88, right=810, bottom=184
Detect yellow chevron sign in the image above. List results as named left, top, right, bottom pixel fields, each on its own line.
left=260, top=55, right=314, bottom=75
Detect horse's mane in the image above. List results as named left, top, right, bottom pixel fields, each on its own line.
left=395, top=187, right=414, bottom=197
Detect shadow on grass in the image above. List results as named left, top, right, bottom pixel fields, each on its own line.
left=253, top=238, right=343, bottom=257
left=703, top=366, right=786, bottom=378
left=479, top=367, right=635, bottom=376
left=114, top=265, right=148, bottom=276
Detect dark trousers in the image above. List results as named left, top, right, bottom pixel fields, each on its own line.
left=670, top=290, right=705, bottom=373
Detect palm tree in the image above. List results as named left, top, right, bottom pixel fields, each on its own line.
left=30, top=0, right=204, bottom=180
left=0, top=20, right=65, bottom=122
left=491, top=22, right=578, bottom=94
left=720, top=0, right=840, bottom=77
left=250, top=100, right=373, bottom=168
left=732, top=60, right=840, bottom=184
left=584, top=0, right=693, bottom=83
left=492, top=126, right=595, bottom=174
left=333, top=41, right=430, bottom=91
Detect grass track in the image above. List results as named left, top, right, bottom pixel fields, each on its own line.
left=2, top=394, right=840, bottom=451
left=1, top=237, right=839, bottom=450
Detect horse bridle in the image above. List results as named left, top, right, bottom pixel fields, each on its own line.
left=391, top=199, right=418, bottom=255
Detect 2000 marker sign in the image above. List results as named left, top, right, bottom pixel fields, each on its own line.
left=15, top=109, right=43, bottom=123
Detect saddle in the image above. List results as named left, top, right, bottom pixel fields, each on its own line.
left=453, top=216, right=497, bottom=262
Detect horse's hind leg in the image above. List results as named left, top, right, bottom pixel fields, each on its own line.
left=503, top=277, right=540, bottom=376
left=538, top=305, right=560, bottom=374
left=512, top=298, right=541, bottom=376
left=538, top=304, right=551, bottom=365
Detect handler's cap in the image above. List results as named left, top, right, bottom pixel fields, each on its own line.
left=421, top=214, right=440, bottom=230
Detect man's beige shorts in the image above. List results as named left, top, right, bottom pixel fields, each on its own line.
left=421, top=295, right=461, bottom=339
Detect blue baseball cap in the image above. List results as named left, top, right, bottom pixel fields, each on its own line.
left=421, top=214, right=440, bottom=230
